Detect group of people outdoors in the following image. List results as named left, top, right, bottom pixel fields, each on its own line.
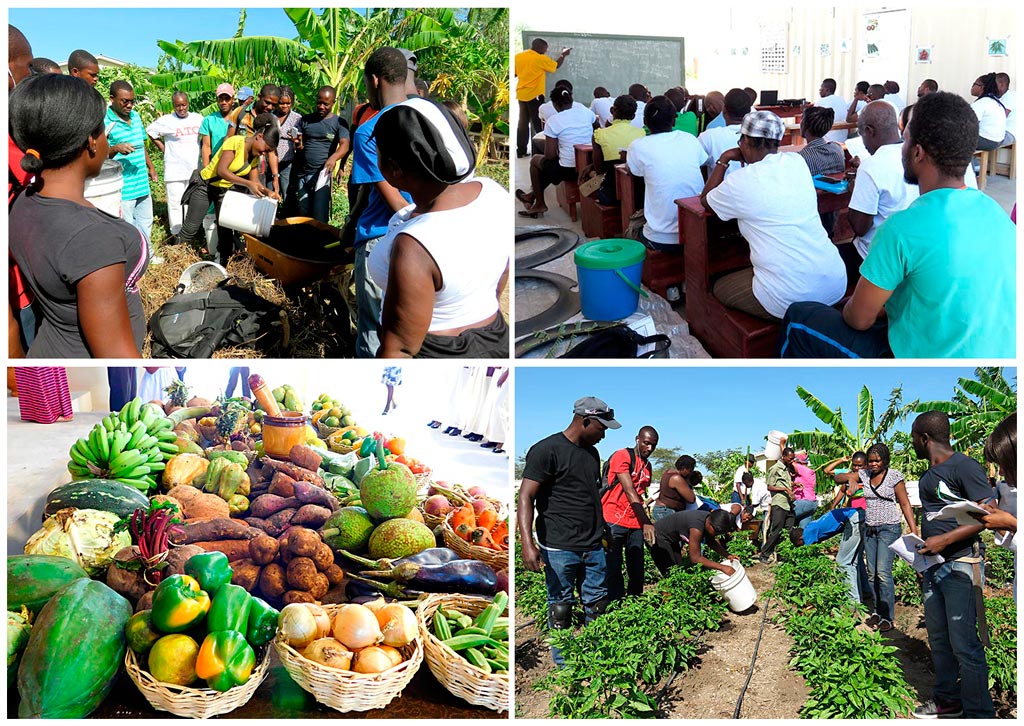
left=517, top=396, right=1016, bottom=719
left=8, top=26, right=509, bottom=359
left=513, top=37, right=1016, bottom=359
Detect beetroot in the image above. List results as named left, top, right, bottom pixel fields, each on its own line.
left=471, top=498, right=494, bottom=517
left=423, top=494, right=455, bottom=517
left=467, top=486, right=489, bottom=499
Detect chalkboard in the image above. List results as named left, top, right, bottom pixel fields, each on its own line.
left=520, top=31, right=686, bottom=106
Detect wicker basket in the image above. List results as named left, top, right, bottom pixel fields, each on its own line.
left=125, top=645, right=270, bottom=719
left=442, top=511, right=510, bottom=571
left=414, top=471, right=433, bottom=495
left=328, top=438, right=357, bottom=455
left=274, top=604, right=423, bottom=712
left=317, top=420, right=345, bottom=439
left=421, top=508, right=444, bottom=529
left=416, top=594, right=509, bottom=712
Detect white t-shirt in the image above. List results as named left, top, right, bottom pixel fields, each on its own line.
left=697, top=124, right=742, bottom=175
left=539, top=100, right=586, bottom=124
left=368, top=177, right=510, bottom=331
left=815, top=94, right=850, bottom=142
left=146, top=112, right=203, bottom=181
left=884, top=93, right=906, bottom=114
left=849, top=143, right=920, bottom=258
left=705, top=152, right=847, bottom=318
left=626, top=131, right=705, bottom=245
left=1000, top=90, right=1016, bottom=138
left=972, top=96, right=1007, bottom=143
left=631, top=100, right=646, bottom=128
left=749, top=477, right=769, bottom=510
left=590, top=97, right=614, bottom=127
left=543, top=105, right=596, bottom=167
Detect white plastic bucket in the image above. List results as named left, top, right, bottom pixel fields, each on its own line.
left=84, top=160, right=124, bottom=218
left=764, top=430, right=788, bottom=460
left=710, top=561, right=758, bottom=612
left=218, top=190, right=277, bottom=237
left=202, top=213, right=219, bottom=249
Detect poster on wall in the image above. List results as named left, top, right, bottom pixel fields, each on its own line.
left=916, top=46, right=933, bottom=63
left=864, top=15, right=880, bottom=58
left=819, top=42, right=831, bottom=58
left=988, top=38, right=1008, bottom=56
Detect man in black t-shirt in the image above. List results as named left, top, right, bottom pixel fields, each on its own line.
left=294, top=86, right=351, bottom=223
left=517, top=396, right=621, bottom=667
left=911, top=411, right=995, bottom=719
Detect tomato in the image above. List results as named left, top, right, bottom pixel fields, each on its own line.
left=387, top=437, right=407, bottom=456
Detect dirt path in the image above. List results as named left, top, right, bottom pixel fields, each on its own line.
left=662, top=565, right=807, bottom=719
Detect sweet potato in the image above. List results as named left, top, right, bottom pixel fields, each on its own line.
left=469, top=527, right=497, bottom=550
left=170, top=518, right=255, bottom=545
left=450, top=503, right=476, bottom=531
left=263, top=508, right=298, bottom=537
left=455, top=523, right=473, bottom=542
left=269, top=471, right=297, bottom=498
left=259, top=563, right=287, bottom=599
left=283, top=590, right=315, bottom=605
left=249, top=534, right=280, bottom=565
left=250, top=494, right=302, bottom=519
left=165, top=544, right=207, bottom=577
left=291, top=504, right=331, bottom=528
left=245, top=516, right=270, bottom=533
left=261, top=457, right=323, bottom=485
left=192, top=539, right=252, bottom=561
left=291, top=479, right=339, bottom=511
left=490, top=520, right=509, bottom=549
left=288, top=444, right=323, bottom=472
left=231, top=559, right=262, bottom=592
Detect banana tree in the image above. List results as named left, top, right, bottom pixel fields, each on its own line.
left=913, top=367, right=1016, bottom=452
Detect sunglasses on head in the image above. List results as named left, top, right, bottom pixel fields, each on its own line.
left=582, top=408, right=614, bottom=421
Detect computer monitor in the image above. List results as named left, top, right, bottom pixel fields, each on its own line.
left=760, top=90, right=779, bottom=106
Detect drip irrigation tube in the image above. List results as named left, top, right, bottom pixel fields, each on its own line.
left=732, top=594, right=773, bottom=719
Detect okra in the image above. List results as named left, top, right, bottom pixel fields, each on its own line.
left=485, top=657, right=506, bottom=672
left=442, top=633, right=504, bottom=651
left=433, top=612, right=452, bottom=640
left=473, top=591, right=509, bottom=635
left=455, top=614, right=473, bottom=630
left=454, top=626, right=488, bottom=637
left=490, top=624, right=508, bottom=641
left=464, top=647, right=491, bottom=673
left=440, top=608, right=463, bottom=621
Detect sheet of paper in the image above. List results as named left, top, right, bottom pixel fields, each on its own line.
left=934, top=499, right=989, bottom=527
left=314, top=168, right=331, bottom=191
left=888, top=533, right=944, bottom=573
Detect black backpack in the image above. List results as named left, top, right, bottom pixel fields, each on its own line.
left=148, top=281, right=283, bottom=358
left=561, top=324, right=670, bottom=359
left=599, top=448, right=651, bottom=500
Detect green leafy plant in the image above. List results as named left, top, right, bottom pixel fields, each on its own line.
left=985, top=595, right=1017, bottom=694
left=726, top=531, right=757, bottom=567
left=984, top=542, right=1015, bottom=590
left=914, top=367, right=1016, bottom=454
left=892, top=558, right=923, bottom=606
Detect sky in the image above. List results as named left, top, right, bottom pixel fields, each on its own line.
left=514, top=366, right=1016, bottom=461
left=9, top=8, right=307, bottom=68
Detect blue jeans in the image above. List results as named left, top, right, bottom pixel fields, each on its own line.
left=836, top=508, right=865, bottom=603
left=793, top=498, right=817, bottom=525
left=540, top=546, right=608, bottom=667
left=294, top=168, right=331, bottom=223
left=651, top=505, right=676, bottom=522
left=922, top=560, right=994, bottom=718
left=863, top=523, right=901, bottom=622
left=606, top=524, right=645, bottom=600
left=121, top=194, right=154, bottom=252
left=354, top=237, right=383, bottom=358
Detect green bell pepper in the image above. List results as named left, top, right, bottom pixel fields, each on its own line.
left=151, top=574, right=211, bottom=633
left=184, top=551, right=233, bottom=596
left=206, top=584, right=251, bottom=634
left=358, top=436, right=377, bottom=457
left=196, top=630, right=256, bottom=691
left=245, top=596, right=279, bottom=647
left=207, top=450, right=249, bottom=467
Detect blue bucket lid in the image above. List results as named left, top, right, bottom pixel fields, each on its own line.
left=574, top=239, right=646, bottom=270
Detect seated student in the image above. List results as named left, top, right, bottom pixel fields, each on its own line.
left=700, top=111, right=846, bottom=321
left=590, top=86, right=614, bottom=128
left=815, top=78, right=850, bottom=142
left=744, top=87, right=758, bottom=105
left=845, top=81, right=871, bottom=125
left=847, top=101, right=917, bottom=259
left=627, top=83, right=650, bottom=128
left=624, top=96, right=705, bottom=250
left=781, top=92, right=1016, bottom=358
left=538, top=79, right=585, bottom=124
left=650, top=508, right=741, bottom=576
left=665, top=87, right=698, bottom=136
left=970, top=73, right=1008, bottom=151
left=883, top=80, right=906, bottom=114
left=516, top=87, right=596, bottom=218
left=582, top=94, right=645, bottom=206
left=697, top=88, right=752, bottom=176
left=700, top=90, right=726, bottom=132
left=797, top=105, right=845, bottom=176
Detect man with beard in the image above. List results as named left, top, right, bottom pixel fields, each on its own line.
left=293, top=85, right=349, bottom=223
left=781, top=91, right=1015, bottom=358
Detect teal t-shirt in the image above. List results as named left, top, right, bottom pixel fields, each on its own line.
left=104, top=107, right=150, bottom=201
left=860, top=187, right=1015, bottom=358
left=199, top=112, right=231, bottom=158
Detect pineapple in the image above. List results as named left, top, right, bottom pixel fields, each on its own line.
left=215, top=398, right=251, bottom=442
left=165, top=379, right=190, bottom=407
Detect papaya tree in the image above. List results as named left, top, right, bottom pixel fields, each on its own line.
left=913, top=367, right=1016, bottom=453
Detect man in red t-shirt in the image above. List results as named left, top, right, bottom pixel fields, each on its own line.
left=602, top=425, right=658, bottom=600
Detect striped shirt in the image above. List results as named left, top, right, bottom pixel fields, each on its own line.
left=798, top=137, right=845, bottom=177
left=104, top=107, right=151, bottom=201
left=860, top=467, right=905, bottom=526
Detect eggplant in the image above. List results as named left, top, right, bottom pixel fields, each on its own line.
left=339, top=547, right=459, bottom=571
left=361, top=559, right=497, bottom=595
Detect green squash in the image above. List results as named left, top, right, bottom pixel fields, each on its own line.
left=17, top=578, right=132, bottom=718
left=7, top=555, right=88, bottom=614
left=44, top=479, right=150, bottom=521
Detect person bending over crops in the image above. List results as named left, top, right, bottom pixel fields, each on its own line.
left=368, top=97, right=510, bottom=358
left=176, top=113, right=280, bottom=266
left=823, top=451, right=868, bottom=605
left=8, top=73, right=145, bottom=358
left=650, top=508, right=740, bottom=576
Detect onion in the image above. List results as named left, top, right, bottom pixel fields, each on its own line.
left=353, top=646, right=397, bottom=674
left=375, top=603, right=418, bottom=647
left=302, top=638, right=353, bottom=670
left=378, top=644, right=404, bottom=667
left=361, top=596, right=388, bottom=613
left=305, top=603, right=332, bottom=639
left=280, top=602, right=319, bottom=650
left=332, top=604, right=383, bottom=649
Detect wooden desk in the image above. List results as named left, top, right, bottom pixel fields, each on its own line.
left=756, top=104, right=806, bottom=119
left=615, top=163, right=645, bottom=232
left=783, top=120, right=858, bottom=145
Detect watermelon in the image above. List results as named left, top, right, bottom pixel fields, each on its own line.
left=17, top=578, right=132, bottom=718
left=7, top=555, right=88, bottom=614
left=44, top=479, right=150, bottom=521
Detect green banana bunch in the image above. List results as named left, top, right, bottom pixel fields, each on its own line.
left=115, top=397, right=180, bottom=463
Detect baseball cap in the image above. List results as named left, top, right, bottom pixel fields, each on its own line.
left=399, top=48, right=418, bottom=72
left=238, top=86, right=255, bottom=101
left=573, top=396, right=621, bottom=429
left=795, top=451, right=809, bottom=464
left=215, top=83, right=235, bottom=98
left=740, top=110, right=784, bottom=141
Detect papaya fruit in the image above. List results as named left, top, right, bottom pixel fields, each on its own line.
left=7, top=555, right=88, bottom=614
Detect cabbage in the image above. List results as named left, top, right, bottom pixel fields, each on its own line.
left=8, top=606, right=32, bottom=687
left=23, top=508, right=131, bottom=577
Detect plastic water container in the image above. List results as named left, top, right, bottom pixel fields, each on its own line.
left=202, top=213, right=219, bottom=249
left=573, top=238, right=647, bottom=320
left=83, top=160, right=124, bottom=218
left=710, top=561, right=758, bottom=613
left=217, top=190, right=278, bottom=237
left=765, top=430, right=788, bottom=460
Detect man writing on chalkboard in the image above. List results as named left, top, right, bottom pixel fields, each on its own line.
left=515, top=38, right=571, bottom=157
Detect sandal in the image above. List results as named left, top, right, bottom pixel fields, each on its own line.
left=515, top=188, right=535, bottom=206
left=518, top=208, right=546, bottom=218
left=492, top=448, right=506, bottom=454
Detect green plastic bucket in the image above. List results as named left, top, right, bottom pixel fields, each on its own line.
left=574, top=239, right=648, bottom=320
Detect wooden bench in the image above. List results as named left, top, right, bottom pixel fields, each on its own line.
left=572, top=144, right=624, bottom=238
left=989, top=142, right=1016, bottom=180
left=615, top=163, right=645, bottom=232
left=973, top=149, right=990, bottom=190
left=641, top=248, right=685, bottom=300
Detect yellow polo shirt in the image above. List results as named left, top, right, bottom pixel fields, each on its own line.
left=593, top=120, right=645, bottom=160
left=515, top=49, right=557, bottom=102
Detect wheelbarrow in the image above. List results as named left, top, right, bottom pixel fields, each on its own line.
left=243, top=217, right=351, bottom=286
